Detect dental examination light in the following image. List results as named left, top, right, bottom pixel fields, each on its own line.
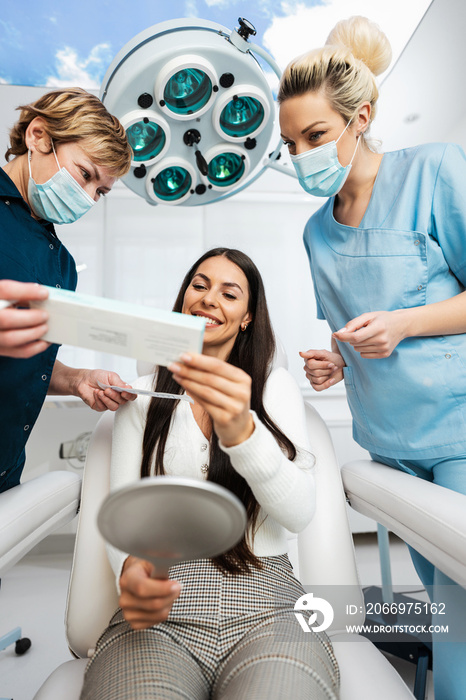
left=100, top=17, right=283, bottom=206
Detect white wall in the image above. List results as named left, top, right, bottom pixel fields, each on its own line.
left=374, top=0, right=466, bottom=152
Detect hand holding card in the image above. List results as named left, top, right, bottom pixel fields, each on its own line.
left=97, top=380, right=193, bottom=403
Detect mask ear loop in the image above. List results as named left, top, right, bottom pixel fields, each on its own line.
left=335, top=118, right=353, bottom=145
left=348, top=132, right=362, bottom=166
left=28, top=149, right=33, bottom=179
left=335, top=117, right=362, bottom=167
left=50, top=139, right=61, bottom=170
left=28, top=138, right=60, bottom=180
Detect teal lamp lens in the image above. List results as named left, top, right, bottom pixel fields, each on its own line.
left=219, top=97, right=264, bottom=138
left=207, top=153, right=245, bottom=188
left=126, top=120, right=166, bottom=162
left=164, top=69, right=212, bottom=115
left=153, top=166, right=192, bottom=201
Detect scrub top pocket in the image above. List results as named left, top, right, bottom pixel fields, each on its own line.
left=343, top=365, right=374, bottom=439
left=315, top=228, right=430, bottom=322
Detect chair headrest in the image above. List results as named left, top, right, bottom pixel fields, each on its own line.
left=272, top=336, right=288, bottom=370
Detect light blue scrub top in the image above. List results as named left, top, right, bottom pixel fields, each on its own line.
left=304, top=142, right=466, bottom=459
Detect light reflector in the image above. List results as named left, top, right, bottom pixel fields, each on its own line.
left=146, top=158, right=197, bottom=205
left=219, top=96, right=264, bottom=138
left=127, top=120, right=166, bottom=162
left=153, top=166, right=192, bottom=201
left=155, top=55, right=218, bottom=121
left=164, top=68, right=212, bottom=115
left=205, top=144, right=250, bottom=191
left=212, top=85, right=270, bottom=144
left=121, top=110, right=170, bottom=165
left=208, top=152, right=245, bottom=187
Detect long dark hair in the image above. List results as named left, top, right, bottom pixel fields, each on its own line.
left=141, top=248, right=296, bottom=573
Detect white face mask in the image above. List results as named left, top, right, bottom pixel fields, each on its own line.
left=290, top=120, right=360, bottom=198
left=27, top=141, right=95, bottom=224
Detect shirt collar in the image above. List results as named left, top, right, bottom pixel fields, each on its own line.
left=0, top=166, right=24, bottom=199
left=0, top=165, right=57, bottom=237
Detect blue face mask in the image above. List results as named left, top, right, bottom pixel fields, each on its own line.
left=28, top=141, right=95, bottom=224
left=290, top=121, right=360, bottom=198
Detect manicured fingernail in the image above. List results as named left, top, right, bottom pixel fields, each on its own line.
left=168, top=362, right=181, bottom=372
left=336, top=327, right=347, bottom=334
left=329, top=378, right=335, bottom=384
left=179, top=353, right=192, bottom=363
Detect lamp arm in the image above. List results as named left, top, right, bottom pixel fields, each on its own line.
left=265, top=158, right=299, bottom=179
left=247, top=42, right=282, bottom=81
left=210, top=40, right=299, bottom=203
left=246, top=41, right=285, bottom=168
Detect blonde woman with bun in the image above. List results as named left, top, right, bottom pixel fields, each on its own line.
left=279, top=15, right=466, bottom=700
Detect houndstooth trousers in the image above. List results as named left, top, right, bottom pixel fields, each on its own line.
left=80, top=555, right=340, bottom=700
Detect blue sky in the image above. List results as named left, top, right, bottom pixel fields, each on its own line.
left=0, top=0, right=431, bottom=88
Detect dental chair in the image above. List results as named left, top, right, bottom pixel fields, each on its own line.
left=0, top=471, right=81, bottom=665
left=341, top=458, right=466, bottom=699
left=33, top=397, right=416, bottom=699
left=341, top=460, right=466, bottom=590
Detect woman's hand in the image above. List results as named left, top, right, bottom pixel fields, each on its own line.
left=333, top=310, right=409, bottom=358
left=49, top=361, right=137, bottom=411
left=119, top=557, right=182, bottom=630
left=300, top=348, right=345, bottom=391
left=168, top=353, right=254, bottom=447
left=71, top=368, right=137, bottom=411
left=0, top=280, right=50, bottom=358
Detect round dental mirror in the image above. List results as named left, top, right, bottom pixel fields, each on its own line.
left=97, top=476, right=247, bottom=578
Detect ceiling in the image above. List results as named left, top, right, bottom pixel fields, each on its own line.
left=374, top=0, right=466, bottom=151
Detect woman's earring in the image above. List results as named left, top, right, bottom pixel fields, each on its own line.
left=241, top=323, right=248, bottom=332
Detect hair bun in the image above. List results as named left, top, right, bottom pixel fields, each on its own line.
left=326, top=15, right=392, bottom=76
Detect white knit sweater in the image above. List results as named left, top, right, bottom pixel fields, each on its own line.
left=107, top=366, right=315, bottom=581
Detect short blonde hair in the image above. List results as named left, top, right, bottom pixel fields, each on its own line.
left=5, top=87, right=132, bottom=178
left=278, top=16, right=392, bottom=131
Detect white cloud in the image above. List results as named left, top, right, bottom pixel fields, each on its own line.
left=45, top=43, right=112, bottom=90
left=263, top=0, right=431, bottom=77
left=0, top=18, right=22, bottom=45
left=184, top=0, right=199, bottom=16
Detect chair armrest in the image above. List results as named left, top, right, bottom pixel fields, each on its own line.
left=66, top=412, right=119, bottom=659
left=341, top=459, right=466, bottom=586
left=0, top=471, right=81, bottom=575
left=298, top=404, right=365, bottom=630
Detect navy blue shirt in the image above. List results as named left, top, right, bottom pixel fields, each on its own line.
left=0, top=167, right=77, bottom=492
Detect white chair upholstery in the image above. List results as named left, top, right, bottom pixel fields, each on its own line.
left=0, top=470, right=81, bottom=671
left=64, top=412, right=119, bottom=659
left=34, top=402, right=416, bottom=700
left=341, top=459, right=466, bottom=587
left=0, top=471, right=82, bottom=577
